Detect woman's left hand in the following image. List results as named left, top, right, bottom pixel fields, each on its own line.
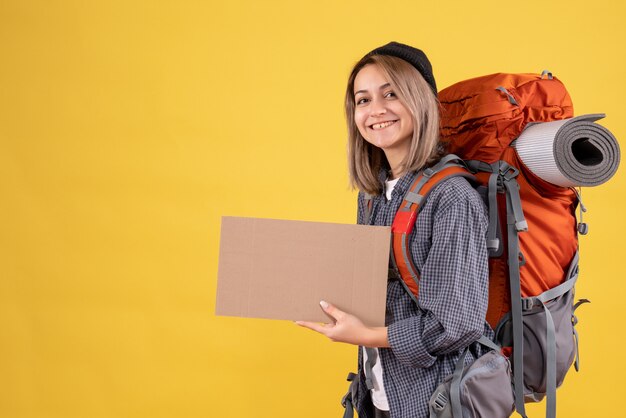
left=296, top=301, right=389, bottom=348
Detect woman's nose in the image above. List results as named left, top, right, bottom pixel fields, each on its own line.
left=370, top=98, right=387, bottom=116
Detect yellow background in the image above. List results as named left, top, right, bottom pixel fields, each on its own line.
left=1, top=1, right=624, bottom=417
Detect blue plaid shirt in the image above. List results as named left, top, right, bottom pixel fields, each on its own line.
left=354, top=170, right=493, bottom=418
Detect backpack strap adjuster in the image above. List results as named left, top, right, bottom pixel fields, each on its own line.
left=404, top=191, right=424, bottom=205
left=521, top=298, right=536, bottom=311
left=499, top=164, right=519, bottom=180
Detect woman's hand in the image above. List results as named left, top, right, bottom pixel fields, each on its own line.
left=296, top=301, right=390, bottom=348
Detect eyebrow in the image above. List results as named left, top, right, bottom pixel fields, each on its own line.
left=354, top=83, right=391, bottom=97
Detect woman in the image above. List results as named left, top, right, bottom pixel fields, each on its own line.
left=297, top=42, right=492, bottom=418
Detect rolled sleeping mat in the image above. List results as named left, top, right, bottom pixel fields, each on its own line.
left=513, top=114, right=620, bottom=187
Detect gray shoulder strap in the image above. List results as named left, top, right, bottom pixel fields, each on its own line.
left=363, top=193, right=373, bottom=225
left=477, top=335, right=500, bottom=352
left=363, top=347, right=377, bottom=390
left=505, top=177, right=528, bottom=418
left=450, top=347, right=469, bottom=418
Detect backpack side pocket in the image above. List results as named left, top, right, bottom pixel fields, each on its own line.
left=428, top=339, right=514, bottom=418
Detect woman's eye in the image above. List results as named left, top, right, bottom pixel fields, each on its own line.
left=356, top=97, right=369, bottom=105
left=384, top=91, right=396, bottom=99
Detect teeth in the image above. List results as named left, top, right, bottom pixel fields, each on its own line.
left=372, top=121, right=396, bottom=129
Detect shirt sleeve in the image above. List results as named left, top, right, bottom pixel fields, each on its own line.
left=387, top=179, right=490, bottom=368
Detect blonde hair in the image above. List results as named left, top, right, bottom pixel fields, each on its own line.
left=346, top=54, right=442, bottom=195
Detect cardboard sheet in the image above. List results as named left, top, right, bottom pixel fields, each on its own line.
left=215, top=216, right=391, bottom=326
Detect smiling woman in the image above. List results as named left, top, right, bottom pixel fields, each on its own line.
left=296, top=42, right=494, bottom=418
left=345, top=49, right=443, bottom=195
left=353, top=65, right=415, bottom=172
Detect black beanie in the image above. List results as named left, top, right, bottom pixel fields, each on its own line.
left=365, top=41, right=437, bottom=96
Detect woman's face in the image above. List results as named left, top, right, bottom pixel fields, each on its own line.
left=353, top=64, right=414, bottom=155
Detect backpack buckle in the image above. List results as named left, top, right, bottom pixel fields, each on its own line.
left=501, top=166, right=520, bottom=180
left=487, top=239, right=500, bottom=251
left=521, top=298, right=536, bottom=311
left=432, top=392, right=448, bottom=411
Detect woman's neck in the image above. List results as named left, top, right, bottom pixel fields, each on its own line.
left=384, top=149, right=406, bottom=180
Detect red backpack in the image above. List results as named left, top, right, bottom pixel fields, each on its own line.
left=376, top=71, right=588, bottom=418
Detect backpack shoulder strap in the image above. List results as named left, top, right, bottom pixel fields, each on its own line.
left=391, top=156, right=475, bottom=300
left=363, top=193, right=374, bottom=225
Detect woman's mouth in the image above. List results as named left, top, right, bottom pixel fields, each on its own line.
left=370, top=120, right=398, bottom=130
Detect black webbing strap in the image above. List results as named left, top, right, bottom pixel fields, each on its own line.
left=341, top=372, right=358, bottom=418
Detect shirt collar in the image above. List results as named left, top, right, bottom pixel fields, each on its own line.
left=377, top=168, right=420, bottom=198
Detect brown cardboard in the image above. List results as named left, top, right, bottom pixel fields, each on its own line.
left=215, top=216, right=390, bottom=326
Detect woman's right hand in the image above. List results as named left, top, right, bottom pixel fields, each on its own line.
left=295, top=301, right=389, bottom=348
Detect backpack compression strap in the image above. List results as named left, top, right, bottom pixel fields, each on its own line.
left=391, top=157, right=475, bottom=300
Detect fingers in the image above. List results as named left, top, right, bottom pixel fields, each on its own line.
left=295, top=320, right=332, bottom=336
left=320, top=300, right=345, bottom=321
left=296, top=301, right=372, bottom=346
left=294, top=301, right=345, bottom=339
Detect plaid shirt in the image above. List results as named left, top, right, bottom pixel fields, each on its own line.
left=354, top=170, right=493, bottom=418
